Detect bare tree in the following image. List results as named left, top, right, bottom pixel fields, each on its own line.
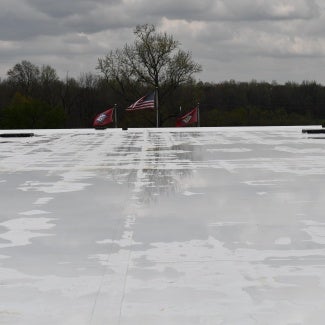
left=97, top=24, right=202, bottom=124
left=40, top=65, right=59, bottom=84
left=7, top=60, right=40, bottom=94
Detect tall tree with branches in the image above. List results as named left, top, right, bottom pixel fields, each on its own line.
left=97, top=24, right=202, bottom=125
left=7, top=60, right=40, bottom=95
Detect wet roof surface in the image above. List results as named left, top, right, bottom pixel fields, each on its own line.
left=1, top=126, right=325, bottom=324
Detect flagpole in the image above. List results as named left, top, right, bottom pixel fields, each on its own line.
left=155, top=87, right=159, bottom=128
left=114, top=104, right=118, bottom=128
left=197, top=102, right=200, bottom=127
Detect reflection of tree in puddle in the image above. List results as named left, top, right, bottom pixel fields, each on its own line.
left=130, top=168, right=188, bottom=204
left=108, top=133, right=142, bottom=156
left=107, top=131, right=204, bottom=204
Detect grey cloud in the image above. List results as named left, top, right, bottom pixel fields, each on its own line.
left=25, top=0, right=120, bottom=18
left=0, top=0, right=325, bottom=83
left=64, top=9, right=135, bottom=35
left=1, top=0, right=319, bottom=41
left=220, top=0, right=320, bottom=21
left=128, top=0, right=319, bottom=22
left=0, top=15, right=64, bottom=41
left=0, top=0, right=127, bottom=40
left=0, top=0, right=65, bottom=40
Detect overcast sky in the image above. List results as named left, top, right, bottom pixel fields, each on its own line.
left=1, top=0, right=325, bottom=84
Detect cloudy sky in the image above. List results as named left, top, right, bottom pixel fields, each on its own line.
left=1, top=0, right=325, bottom=84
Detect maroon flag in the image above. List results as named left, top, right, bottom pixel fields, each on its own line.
left=126, top=92, right=155, bottom=111
left=176, top=107, right=198, bottom=127
left=93, top=108, right=114, bottom=128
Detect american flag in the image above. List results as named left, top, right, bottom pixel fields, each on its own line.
left=126, top=92, right=155, bottom=111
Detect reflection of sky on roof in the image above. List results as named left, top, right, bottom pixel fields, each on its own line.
left=1, top=126, right=325, bottom=324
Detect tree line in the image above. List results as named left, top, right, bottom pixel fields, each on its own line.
left=0, top=24, right=324, bottom=129
left=0, top=62, right=324, bottom=129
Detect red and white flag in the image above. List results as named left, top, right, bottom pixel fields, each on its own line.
left=93, top=108, right=114, bottom=128
left=176, top=107, right=198, bottom=127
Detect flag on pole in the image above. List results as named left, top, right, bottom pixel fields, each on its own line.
left=93, top=108, right=114, bottom=128
left=126, top=92, right=155, bottom=111
left=176, top=107, right=198, bottom=127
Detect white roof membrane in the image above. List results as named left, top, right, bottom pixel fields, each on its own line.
left=0, top=126, right=325, bottom=324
